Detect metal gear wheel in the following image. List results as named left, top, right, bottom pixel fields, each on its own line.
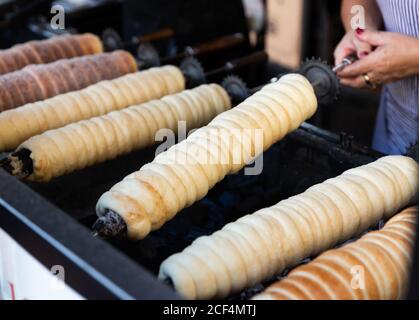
left=137, top=43, right=161, bottom=69
left=102, top=28, right=124, bottom=51
left=180, top=57, right=207, bottom=88
left=221, top=75, right=250, bottom=105
left=299, top=57, right=340, bottom=105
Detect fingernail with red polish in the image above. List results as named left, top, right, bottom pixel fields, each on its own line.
left=359, top=51, right=369, bottom=58
left=355, top=28, right=364, bottom=35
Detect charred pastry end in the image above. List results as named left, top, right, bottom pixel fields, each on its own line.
left=0, top=148, right=33, bottom=179
left=92, top=210, right=127, bottom=239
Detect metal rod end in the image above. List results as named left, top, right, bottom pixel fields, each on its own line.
left=92, top=210, right=127, bottom=240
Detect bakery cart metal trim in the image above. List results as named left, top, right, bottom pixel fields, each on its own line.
left=0, top=198, right=133, bottom=300
left=0, top=170, right=180, bottom=300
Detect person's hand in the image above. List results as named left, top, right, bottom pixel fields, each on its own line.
left=338, top=30, right=419, bottom=89
left=334, top=28, right=373, bottom=65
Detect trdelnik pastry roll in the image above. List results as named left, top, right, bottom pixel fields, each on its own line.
left=0, top=65, right=185, bottom=151
left=158, top=156, right=419, bottom=300
left=253, top=206, right=418, bottom=300
left=0, top=33, right=103, bottom=75
left=96, top=73, right=318, bottom=241
left=0, top=50, right=137, bottom=112
left=9, top=84, right=231, bottom=182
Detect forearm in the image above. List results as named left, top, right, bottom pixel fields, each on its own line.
left=341, top=0, right=383, bottom=31
left=409, top=37, right=419, bottom=75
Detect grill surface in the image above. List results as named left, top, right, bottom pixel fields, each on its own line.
left=3, top=123, right=377, bottom=299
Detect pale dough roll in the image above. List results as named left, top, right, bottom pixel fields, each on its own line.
left=0, top=66, right=185, bottom=151
left=96, top=74, right=318, bottom=241
left=17, top=84, right=230, bottom=182
left=158, top=156, right=419, bottom=300
left=253, top=206, right=418, bottom=300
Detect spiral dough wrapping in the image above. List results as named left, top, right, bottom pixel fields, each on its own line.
left=253, top=206, right=418, bottom=300
left=158, top=156, right=419, bottom=300
left=0, top=33, right=103, bottom=76
left=96, top=74, right=318, bottom=241
left=0, top=50, right=137, bottom=112
left=0, top=65, right=185, bottom=151
left=18, top=84, right=231, bottom=182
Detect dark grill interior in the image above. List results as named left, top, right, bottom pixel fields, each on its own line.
left=6, top=122, right=377, bottom=299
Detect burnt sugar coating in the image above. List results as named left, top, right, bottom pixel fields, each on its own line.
left=253, top=206, right=418, bottom=300
left=15, top=84, right=231, bottom=182
left=0, top=33, right=103, bottom=75
left=96, top=74, right=318, bottom=241
left=158, top=156, right=419, bottom=300
left=0, top=65, right=185, bottom=152
left=0, top=50, right=137, bottom=112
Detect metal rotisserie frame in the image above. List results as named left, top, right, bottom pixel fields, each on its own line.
left=3, top=120, right=406, bottom=300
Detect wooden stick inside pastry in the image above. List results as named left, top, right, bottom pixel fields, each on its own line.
left=1, top=84, right=231, bottom=182
left=158, top=156, right=419, bottom=300
left=95, top=74, right=318, bottom=241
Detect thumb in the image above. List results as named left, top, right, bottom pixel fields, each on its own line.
left=355, top=29, right=388, bottom=46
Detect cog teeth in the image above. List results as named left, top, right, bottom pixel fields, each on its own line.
left=180, top=57, right=206, bottom=77
left=180, top=57, right=206, bottom=88
left=299, top=56, right=341, bottom=105
left=221, top=74, right=250, bottom=105
left=180, top=57, right=204, bottom=70
left=102, top=28, right=123, bottom=50
left=137, top=43, right=161, bottom=68
left=221, top=75, right=248, bottom=89
left=302, top=57, right=332, bottom=67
